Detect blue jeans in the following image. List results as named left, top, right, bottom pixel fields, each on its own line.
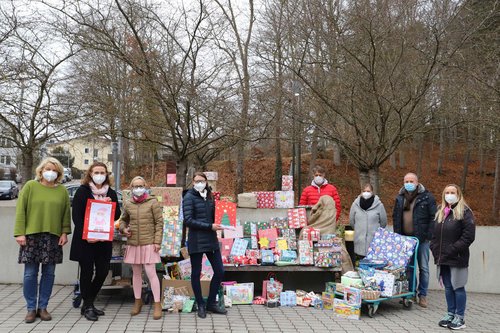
left=441, top=265, right=466, bottom=317
left=23, top=263, right=56, bottom=311
left=190, top=250, right=224, bottom=307
left=409, top=240, right=430, bottom=297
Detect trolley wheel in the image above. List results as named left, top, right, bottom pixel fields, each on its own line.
left=402, top=298, right=413, bottom=309
left=72, top=295, right=82, bottom=308
left=367, top=304, right=378, bottom=318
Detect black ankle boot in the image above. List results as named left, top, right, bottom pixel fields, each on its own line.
left=197, top=304, right=207, bottom=318
left=206, top=303, right=227, bottom=315
left=91, top=306, right=105, bottom=316
left=82, top=306, right=98, bottom=321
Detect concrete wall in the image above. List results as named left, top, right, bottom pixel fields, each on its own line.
left=2, top=205, right=500, bottom=293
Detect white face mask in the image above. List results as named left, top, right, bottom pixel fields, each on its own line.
left=194, top=182, right=206, bottom=192
left=42, top=170, right=57, bottom=182
left=445, top=194, right=458, bottom=205
left=132, top=187, right=146, bottom=197
left=314, top=176, right=324, bottom=185
left=92, top=174, right=106, bottom=185
left=361, top=191, right=373, bottom=200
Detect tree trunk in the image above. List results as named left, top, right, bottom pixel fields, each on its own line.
left=358, top=170, right=370, bottom=191
left=235, top=142, right=245, bottom=196
left=274, top=104, right=283, bottom=191
left=369, top=167, right=380, bottom=195
left=390, top=153, right=396, bottom=170
left=20, top=150, right=34, bottom=184
left=332, top=142, right=341, bottom=166
left=399, top=149, right=406, bottom=168
left=493, top=143, right=500, bottom=221
left=461, top=127, right=471, bottom=193
left=416, top=133, right=425, bottom=177
left=309, top=126, right=318, bottom=172
left=176, top=157, right=189, bottom=188
left=437, top=120, right=445, bottom=175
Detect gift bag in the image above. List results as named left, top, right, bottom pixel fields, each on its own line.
left=215, top=200, right=237, bottom=226
left=262, top=275, right=283, bottom=300
left=287, top=208, right=307, bottom=228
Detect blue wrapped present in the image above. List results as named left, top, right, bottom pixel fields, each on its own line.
left=261, top=249, right=274, bottom=265
left=280, top=291, right=297, bottom=307
left=280, top=250, right=297, bottom=262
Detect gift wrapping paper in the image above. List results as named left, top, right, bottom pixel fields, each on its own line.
left=281, top=175, right=293, bottom=191
left=230, top=238, right=249, bottom=257
left=287, top=208, right=308, bottom=228
left=374, top=270, right=396, bottom=297
left=276, top=238, right=288, bottom=251
left=274, top=191, right=294, bottom=209
left=245, top=249, right=261, bottom=260
left=150, top=187, right=183, bottom=206
left=298, top=240, right=314, bottom=265
left=261, top=249, right=274, bottom=265
left=219, top=238, right=234, bottom=257
left=226, top=283, right=254, bottom=305
left=258, top=228, right=278, bottom=248
left=280, top=291, right=297, bottom=307
left=366, top=228, right=418, bottom=268
left=334, top=299, right=361, bottom=320
left=322, top=292, right=335, bottom=310
left=280, top=250, right=297, bottom=262
left=270, top=217, right=289, bottom=229
left=255, top=191, right=276, bottom=209
left=160, top=206, right=183, bottom=257
left=223, top=225, right=244, bottom=239
left=302, top=227, right=321, bottom=242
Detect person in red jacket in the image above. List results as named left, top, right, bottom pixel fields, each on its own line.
left=299, top=166, right=341, bottom=221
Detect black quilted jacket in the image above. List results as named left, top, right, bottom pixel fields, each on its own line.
left=182, top=188, right=218, bottom=254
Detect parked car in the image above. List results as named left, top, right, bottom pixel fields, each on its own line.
left=0, top=180, right=19, bottom=200
left=61, top=168, right=73, bottom=183
left=64, top=183, right=123, bottom=208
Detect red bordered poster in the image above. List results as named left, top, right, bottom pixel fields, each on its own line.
left=83, top=199, right=116, bottom=241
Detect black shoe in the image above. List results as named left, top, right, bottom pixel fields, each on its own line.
left=82, top=306, right=98, bottom=321
left=91, top=306, right=105, bottom=316
left=197, top=305, right=207, bottom=319
left=206, top=304, right=227, bottom=315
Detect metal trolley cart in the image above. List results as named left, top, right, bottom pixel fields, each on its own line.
left=336, top=231, right=419, bottom=318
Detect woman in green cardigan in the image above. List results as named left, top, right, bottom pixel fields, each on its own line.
left=14, top=157, right=71, bottom=324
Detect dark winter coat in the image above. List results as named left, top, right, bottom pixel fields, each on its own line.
left=430, top=207, right=475, bottom=268
left=69, top=184, right=121, bottom=262
left=182, top=188, right=218, bottom=254
left=393, top=184, right=437, bottom=242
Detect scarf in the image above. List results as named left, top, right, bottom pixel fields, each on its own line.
left=403, top=189, right=418, bottom=210
left=133, top=193, right=148, bottom=203
left=359, top=196, right=375, bottom=211
left=197, top=189, right=208, bottom=200
left=89, top=182, right=109, bottom=201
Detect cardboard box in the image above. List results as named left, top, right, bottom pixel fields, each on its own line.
left=237, top=193, right=258, bottom=208
left=161, top=278, right=211, bottom=303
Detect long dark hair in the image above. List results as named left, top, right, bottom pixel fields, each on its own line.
left=82, top=162, right=111, bottom=186
left=192, top=171, right=212, bottom=199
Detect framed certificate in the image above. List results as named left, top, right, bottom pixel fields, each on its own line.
left=83, top=199, right=117, bottom=241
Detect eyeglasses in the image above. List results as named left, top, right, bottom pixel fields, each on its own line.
left=132, top=186, right=145, bottom=189
left=194, top=180, right=206, bottom=184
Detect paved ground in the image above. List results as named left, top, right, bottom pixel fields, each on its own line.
left=0, top=284, right=498, bottom=333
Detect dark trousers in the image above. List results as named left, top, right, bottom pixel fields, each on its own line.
left=190, top=249, right=224, bottom=307
left=79, top=255, right=110, bottom=307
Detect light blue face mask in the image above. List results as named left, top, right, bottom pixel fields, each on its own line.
left=404, top=183, right=416, bottom=192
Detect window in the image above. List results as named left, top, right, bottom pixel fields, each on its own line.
left=93, top=149, right=98, bottom=158
left=6, top=156, right=11, bottom=165
left=84, top=147, right=89, bottom=154
left=84, top=159, right=89, bottom=165
left=0, top=155, right=5, bottom=164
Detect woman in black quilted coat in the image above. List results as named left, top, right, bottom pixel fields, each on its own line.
left=182, top=172, right=226, bottom=318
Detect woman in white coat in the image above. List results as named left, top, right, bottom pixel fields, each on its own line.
left=349, top=184, right=388, bottom=261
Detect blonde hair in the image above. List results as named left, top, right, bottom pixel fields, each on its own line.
left=35, top=157, right=65, bottom=183
left=435, top=184, right=469, bottom=223
left=130, top=176, right=147, bottom=187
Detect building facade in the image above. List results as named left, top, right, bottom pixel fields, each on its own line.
left=48, top=137, right=113, bottom=172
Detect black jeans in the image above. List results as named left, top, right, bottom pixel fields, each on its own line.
left=190, top=249, right=224, bottom=307
left=79, top=255, right=110, bottom=307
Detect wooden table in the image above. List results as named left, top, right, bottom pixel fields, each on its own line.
left=224, top=265, right=341, bottom=273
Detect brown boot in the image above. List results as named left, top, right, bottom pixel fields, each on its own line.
left=130, top=299, right=142, bottom=316
left=37, top=308, right=52, bottom=321
left=25, top=310, right=36, bottom=323
left=418, top=296, right=428, bottom=308
left=152, top=302, right=162, bottom=320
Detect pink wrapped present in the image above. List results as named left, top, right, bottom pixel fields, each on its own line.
left=255, top=191, right=275, bottom=209
left=282, top=175, right=293, bottom=191
left=287, top=208, right=307, bottom=228
left=219, top=238, right=234, bottom=257
left=258, top=228, right=278, bottom=248
left=223, top=225, right=244, bottom=239
left=245, top=249, right=261, bottom=260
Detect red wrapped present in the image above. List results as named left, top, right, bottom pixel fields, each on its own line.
left=282, top=175, right=293, bottom=191
left=302, top=227, right=321, bottom=242
left=245, top=249, right=261, bottom=260
left=287, top=208, right=307, bottom=228
left=215, top=200, right=237, bottom=226
left=212, top=191, right=221, bottom=201
left=255, top=191, right=275, bottom=209
left=219, top=238, right=234, bottom=257
left=258, top=228, right=278, bottom=248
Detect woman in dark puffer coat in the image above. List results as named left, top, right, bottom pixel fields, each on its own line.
left=183, top=172, right=226, bottom=318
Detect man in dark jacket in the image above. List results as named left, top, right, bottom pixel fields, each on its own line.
left=393, top=172, right=437, bottom=308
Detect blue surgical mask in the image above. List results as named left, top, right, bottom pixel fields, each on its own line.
left=404, top=183, right=416, bottom=192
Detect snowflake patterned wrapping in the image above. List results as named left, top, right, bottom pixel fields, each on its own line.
left=274, top=191, right=294, bottom=209
left=366, top=228, right=418, bottom=268
left=255, top=191, right=276, bottom=209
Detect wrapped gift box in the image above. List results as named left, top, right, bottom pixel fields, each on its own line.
left=223, top=225, right=244, bottom=239
left=177, top=259, right=192, bottom=279
left=212, top=191, right=221, bottom=201
left=255, top=191, right=275, bottom=209
left=314, top=251, right=341, bottom=268
left=366, top=228, right=418, bottom=268
left=374, top=270, right=397, bottom=297
left=230, top=238, right=249, bottom=257
left=280, top=250, right=297, bottom=262
left=226, top=283, right=254, bottom=305
left=270, top=217, right=288, bottom=229
left=276, top=238, right=288, bottom=251
left=258, top=228, right=278, bottom=249
left=237, top=193, right=258, bottom=208
left=261, top=249, right=274, bottom=265
left=160, top=206, right=183, bottom=257
left=287, top=208, right=307, bottom=228
left=280, top=291, right=297, bottom=307
left=274, top=191, right=294, bottom=209
left=334, top=299, right=361, bottom=320
left=302, top=227, right=321, bottom=242
left=341, top=275, right=364, bottom=288
left=219, top=238, right=234, bottom=257
left=150, top=187, right=183, bottom=206
left=298, top=240, right=314, bottom=265
left=322, top=292, right=335, bottom=310
left=282, top=175, right=293, bottom=191
left=215, top=200, right=237, bottom=226
left=245, top=249, right=261, bottom=260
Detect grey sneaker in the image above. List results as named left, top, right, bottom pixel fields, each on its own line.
left=438, top=313, right=454, bottom=328
left=448, top=316, right=466, bottom=330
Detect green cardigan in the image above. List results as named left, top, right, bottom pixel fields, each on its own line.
left=14, top=180, right=72, bottom=237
